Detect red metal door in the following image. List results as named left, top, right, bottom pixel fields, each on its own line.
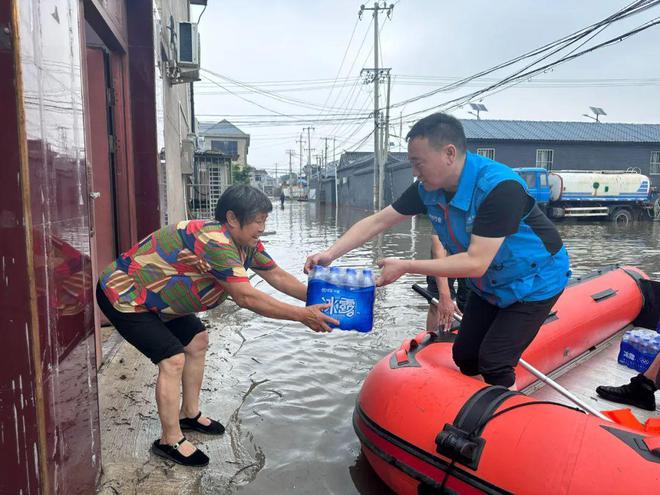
left=86, top=47, right=118, bottom=273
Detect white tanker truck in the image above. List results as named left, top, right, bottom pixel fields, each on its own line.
left=514, top=167, right=660, bottom=222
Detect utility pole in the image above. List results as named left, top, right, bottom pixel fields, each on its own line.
left=380, top=71, right=392, bottom=207
left=274, top=162, right=278, bottom=193
left=322, top=137, right=331, bottom=172
left=383, top=71, right=391, bottom=162
left=332, top=136, right=339, bottom=210
left=303, top=126, right=315, bottom=168
left=359, top=2, right=394, bottom=210
left=303, top=126, right=315, bottom=197
left=296, top=134, right=304, bottom=177
left=332, top=137, right=336, bottom=164
left=305, top=146, right=316, bottom=196
left=286, top=149, right=295, bottom=198
left=295, top=133, right=304, bottom=199
left=315, top=154, right=322, bottom=200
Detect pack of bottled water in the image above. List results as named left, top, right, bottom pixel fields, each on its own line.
left=306, top=266, right=375, bottom=332
left=618, top=328, right=660, bottom=373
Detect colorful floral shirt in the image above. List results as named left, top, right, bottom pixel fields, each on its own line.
left=99, top=220, right=276, bottom=315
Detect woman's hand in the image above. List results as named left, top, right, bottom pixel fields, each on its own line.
left=299, top=303, right=339, bottom=332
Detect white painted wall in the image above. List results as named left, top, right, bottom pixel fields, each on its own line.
left=155, top=0, right=193, bottom=224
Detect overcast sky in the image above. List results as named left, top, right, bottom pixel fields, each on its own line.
left=192, top=1, right=660, bottom=174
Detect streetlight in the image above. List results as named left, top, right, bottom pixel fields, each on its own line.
left=583, top=106, right=606, bottom=122
left=468, top=102, right=488, bottom=120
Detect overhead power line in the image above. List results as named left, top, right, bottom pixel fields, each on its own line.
left=390, top=0, right=660, bottom=110
left=401, top=14, right=660, bottom=121
left=200, top=69, right=362, bottom=113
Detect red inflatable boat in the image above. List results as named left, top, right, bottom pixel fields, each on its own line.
left=354, top=266, right=660, bottom=494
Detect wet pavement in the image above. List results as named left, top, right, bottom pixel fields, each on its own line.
left=98, top=202, right=659, bottom=494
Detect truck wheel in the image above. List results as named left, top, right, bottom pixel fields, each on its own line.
left=611, top=207, right=633, bottom=224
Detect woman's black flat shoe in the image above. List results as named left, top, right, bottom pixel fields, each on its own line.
left=179, top=412, right=225, bottom=435
left=151, top=437, right=209, bottom=467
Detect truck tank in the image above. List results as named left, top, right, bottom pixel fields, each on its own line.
left=549, top=171, right=651, bottom=202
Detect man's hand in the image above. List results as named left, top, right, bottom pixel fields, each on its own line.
left=375, top=258, right=409, bottom=287
left=435, top=293, right=455, bottom=332
left=304, top=207, right=410, bottom=274
left=299, top=303, right=339, bottom=332
left=304, top=250, right=333, bottom=274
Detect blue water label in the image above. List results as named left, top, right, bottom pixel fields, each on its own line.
left=306, top=278, right=375, bottom=332
left=617, top=341, right=638, bottom=369
left=618, top=332, right=660, bottom=372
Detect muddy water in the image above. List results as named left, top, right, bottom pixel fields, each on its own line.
left=210, top=202, right=659, bottom=494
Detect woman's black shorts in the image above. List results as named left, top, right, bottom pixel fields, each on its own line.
left=96, top=282, right=206, bottom=364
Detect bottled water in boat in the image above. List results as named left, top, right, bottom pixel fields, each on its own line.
left=306, top=266, right=375, bottom=332
left=618, top=328, right=660, bottom=372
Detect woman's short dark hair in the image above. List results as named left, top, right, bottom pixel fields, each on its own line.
left=214, top=184, right=273, bottom=225
left=406, top=112, right=467, bottom=153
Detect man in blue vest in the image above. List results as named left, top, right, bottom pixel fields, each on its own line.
left=305, top=113, right=570, bottom=388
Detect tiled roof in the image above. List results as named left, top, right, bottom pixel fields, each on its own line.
left=461, top=119, right=660, bottom=143
left=198, top=119, right=249, bottom=137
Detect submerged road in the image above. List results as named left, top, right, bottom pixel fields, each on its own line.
left=98, top=202, right=660, bottom=494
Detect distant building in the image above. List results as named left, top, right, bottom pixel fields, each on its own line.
left=462, top=120, right=660, bottom=188
left=328, top=120, right=660, bottom=210
left=250, top=169, right=276, bottom=196
left=334, top=152, right=410, bottom=209
left=190, top=150, right=233, bottom=219
left=198, top=119, right=251, bottom=170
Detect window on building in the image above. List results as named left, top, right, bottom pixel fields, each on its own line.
left=651, top=151, right=660, bottom=174
left=477, top=148, right=495, bottom=160
left=211, top=140, right=238, bottom=155
left=536, top=149, right=554, bottom=169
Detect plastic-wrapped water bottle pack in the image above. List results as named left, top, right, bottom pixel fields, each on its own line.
left=618, top=328, right=660, bottom=373
left=306, top=266, right=375, bottom=332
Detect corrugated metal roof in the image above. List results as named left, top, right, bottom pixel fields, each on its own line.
left=339, top=152, right=409, bottom=170
left=461, top=119, right=660, bottom=143
left=341, top=151, right=408, bottom=165
left=198, top=119, right=249, bottom=137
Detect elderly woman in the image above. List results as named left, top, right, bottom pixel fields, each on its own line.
left=97, top=185, right=336, bottom=467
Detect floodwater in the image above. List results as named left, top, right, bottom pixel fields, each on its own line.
left=210, top=201, right=659, bottom=495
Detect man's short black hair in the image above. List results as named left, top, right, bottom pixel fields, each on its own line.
left=214, top=184, right=273, bottom=226
left=406, top=113, right=467, bottom=153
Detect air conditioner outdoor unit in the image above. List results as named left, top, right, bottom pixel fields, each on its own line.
left=177, top=21, right=200, bottom=68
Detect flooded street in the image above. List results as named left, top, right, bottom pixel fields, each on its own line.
left=199, top=201, right=659, bottom=495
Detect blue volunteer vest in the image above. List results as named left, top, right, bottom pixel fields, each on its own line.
left=419, top=152, right=570, bottom=308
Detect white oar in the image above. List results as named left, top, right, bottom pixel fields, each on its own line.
left=412, top=284, right=611, bottom=422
